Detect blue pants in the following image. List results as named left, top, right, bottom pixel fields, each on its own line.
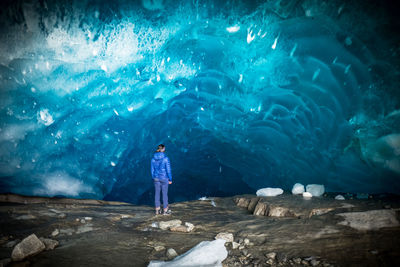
left=154, top=178, right=169, bottom=209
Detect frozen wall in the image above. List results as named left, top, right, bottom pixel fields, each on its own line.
left=0, top=0, right=399, bottom=203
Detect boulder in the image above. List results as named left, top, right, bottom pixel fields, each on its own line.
left=306, top=184, right=325, bottom=197
left=256, top=188, right=284, bottom=197
left=39, top=238, right=59, bottom=250
left=235, top=198, right=250, bottom=208
left=11, top=234, right=45, bottom=261
left=291, top=183, right=305, bottom=195
left=166, top=248, right=178, bottom=259
left=247, top=197, right=260, bottom=212
left=159, top=220, right=182, bottom=230
left=170, top=225, right=190, bottom=233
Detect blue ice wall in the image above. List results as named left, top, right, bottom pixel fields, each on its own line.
left=0, top=0, right=399, bottom=203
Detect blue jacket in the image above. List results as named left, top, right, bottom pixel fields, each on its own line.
left=151, top=152, right=172, bottom=181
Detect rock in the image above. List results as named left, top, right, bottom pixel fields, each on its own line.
left=303, top=192, right=313, bottom=198
left=0, top=258, right=11, bottom=267
left=253, top=202, right=268, bottom=216
left=306, top=184, right=325, bottom=197
left=84, top=217, right=93, bottom=221
left=302, top=259, right=310, bottom=265
left=310, top=259, right=320, bottom=266
left=154, top=245, right=165, bottom=252
left=58, top=213, right=66, bottom=219
left=243, top=238, right=250, bottom=245
left=335, top=195, right=345, bottom=200
left=232, top=242, right=240, bottom=249
left=291, top=183, right=305, bottom=195
left=256, top=187, right=284, bottom=197
left=159, top=220, right=182, bottom=230
left=236, top=198, right=250, bottom=208
left=215, top=232, right=234, bottom=243
left=76, top=224, right=94, bottom=234
left=337, top=209, right=399, bottom=230
left=51, top=229, right=59, bottom=237
left=80, top=219, right=86, bottom=224
left=293, top=257, right=302, bottom=264
left=11, top=234, right=45, bottom=261
left=309, top=208, right=335, bottom=217
left=268, top=206, right=291, bottom=217
left=247, top=197, right=260, bottom=212
left=185, top=222, right=195, bottom=232
left=166, top=248, right=178, bottom=259
left=266, top=258, right=275, bottom=265
left=265, top=252, right=276, bottom=259
left=4, top=240, right=19, bottom=248
left=170, top=225, right=190, bottom=233
left=16, top=215, right=36, bottom=220
left=39, top=238, right=59, bottom=250
left=238, top=245, right=245, bottom=250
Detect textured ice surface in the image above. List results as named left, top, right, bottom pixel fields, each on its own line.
left=256, top=187, right=284, bottom=197
left=148, top=239, right=227, bottom=267
left=0, top=1, right=399, bottom=203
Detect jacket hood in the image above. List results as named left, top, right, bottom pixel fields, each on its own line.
left=153, top=152, right=165, bottom=160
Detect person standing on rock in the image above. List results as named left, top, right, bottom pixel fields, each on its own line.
left=151, top=144, right=173, bottom=215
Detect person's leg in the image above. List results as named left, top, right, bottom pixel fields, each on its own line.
left=154, top=179, right=161, bottom=214
left=161, top=179, right=169, bottom=212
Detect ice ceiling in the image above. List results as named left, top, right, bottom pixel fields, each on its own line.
left=0, top=0, right=399, bottom=204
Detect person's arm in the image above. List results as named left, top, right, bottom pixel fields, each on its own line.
left=165, top=157, right=172, bottom=182
left=151, top=159, right=155, bottom=178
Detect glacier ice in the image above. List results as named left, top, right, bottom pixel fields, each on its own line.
left=148, top=239, right=227, bottom=267
left=256, top=187, right=284, bottom=197
left=0, top=0, right=399, bottom=203
left=291, top=183, right=305, bottom=195
left=306, top=184, right=325, bottom=197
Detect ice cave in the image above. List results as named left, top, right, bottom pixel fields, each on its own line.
left=0, top=0, right=399, bottom=205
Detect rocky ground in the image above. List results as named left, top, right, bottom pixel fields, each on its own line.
left=0, top=193, right=399, bottom=266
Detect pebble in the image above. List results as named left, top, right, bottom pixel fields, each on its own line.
left=80, top=219, right=86, bottom=224
left=84, top=217, right=93, bottom=221
left=293, top=257, right=302, bottom=264
left=232, top=242, right=240, bottom=249
left=154, top=246, right=165, bottom=252
left=244, top=238, right=250, bottom=245
left=266, top=258, right=274, bottom=265
left=310, top=259, right=320, bottom=266
left=265, top=252, right=276, bottom=259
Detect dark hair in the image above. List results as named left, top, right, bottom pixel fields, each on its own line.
left=156, top=144, right=165, bottom=152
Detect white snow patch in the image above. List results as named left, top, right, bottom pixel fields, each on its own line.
left=291, top=183, right=305, bottom=195
left=256, top=187, right=283, bottom=197
left=148, top=239, right=227, bottom=267
left=306, top=184, right=325, bottom=197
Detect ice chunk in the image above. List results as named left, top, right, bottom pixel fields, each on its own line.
left=256, top=187, right=284, bottom=197
left=335, top=194, right=345, bottom=200
left=291, top=183, right=305, bottom=195
left=302, top=192, right=312, bottom=198
left=148, top=239, right=227, bottom=267
left=306, top=184, right=325, bottom=197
